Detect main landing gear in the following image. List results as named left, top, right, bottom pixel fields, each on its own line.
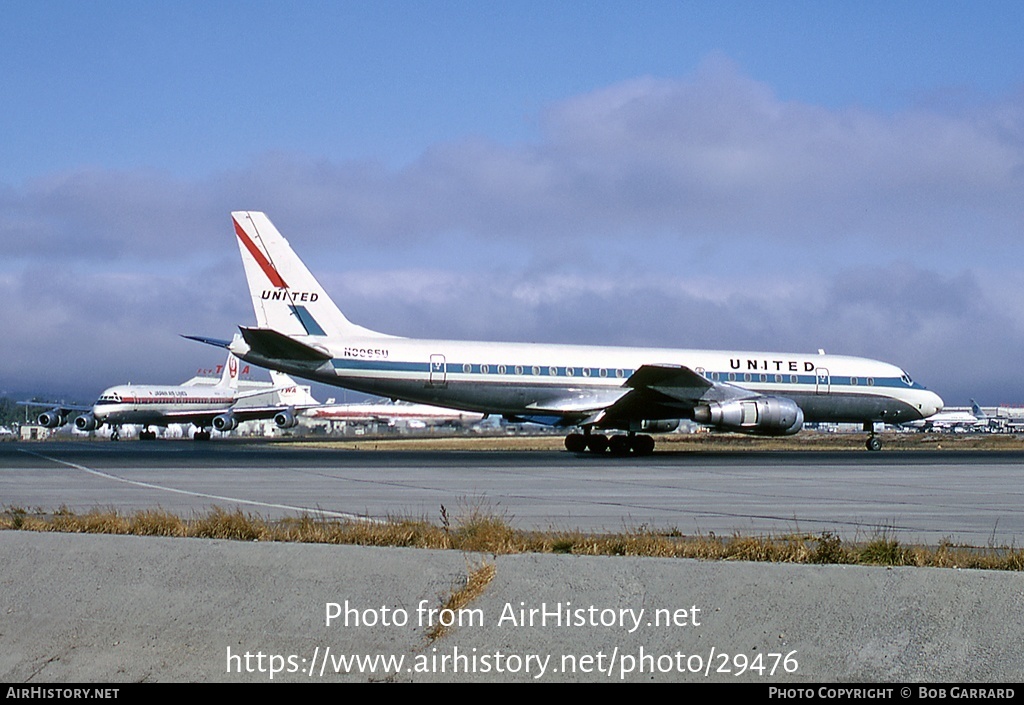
left=564, top=429, right=656, bottom=456
left=193, top=429, right=212, bottom=441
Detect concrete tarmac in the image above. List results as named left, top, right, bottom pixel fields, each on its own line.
left=1, top=530, right=1022, bottom=683
left=3, top=440, right=1024, bottom=545
left=3, top=440, right=1024, bottom=683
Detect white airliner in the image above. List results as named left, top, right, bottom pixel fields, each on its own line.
left=29, top=352, right=315, bottom=440
left=187, top=211, right=943, bottom=454
left=306, top=398, right=485, bottom=429
left=902, top=399, right=987, bottom=432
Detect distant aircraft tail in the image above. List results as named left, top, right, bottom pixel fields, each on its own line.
left=231, top=211, right=391, bottom=341
left=216, top=352, right=241, bottom=390
left=970, top=399, right=986, bottom=420
left=269, top=370, right=319, bottom=406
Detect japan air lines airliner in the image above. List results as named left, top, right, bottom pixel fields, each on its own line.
left=29, top=352, right=317, bottom=441
left=188, top=211, right=943, bottom=454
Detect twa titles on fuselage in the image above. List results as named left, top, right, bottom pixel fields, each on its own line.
left=187, top=211, right=943, bottom=454
left=26, top=353, right=317, bottom=440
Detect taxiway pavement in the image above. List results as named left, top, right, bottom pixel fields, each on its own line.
left=3, top=440, right=1024, bottom=683
left=3, top=440, right=1023, bottom=545
left=2, top=530, right=1022, bottom=683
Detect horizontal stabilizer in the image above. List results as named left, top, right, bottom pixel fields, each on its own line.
left=239, top=327, right=332, bottom=361
left=180, top=334, right=232, bottom=349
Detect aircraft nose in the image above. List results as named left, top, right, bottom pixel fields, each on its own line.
left=924, top=391, right=944, bottom=418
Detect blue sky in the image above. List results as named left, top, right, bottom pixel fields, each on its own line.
left=2, top=1, right=1023, bottom=406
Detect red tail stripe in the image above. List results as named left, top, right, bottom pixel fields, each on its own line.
left=234, top=216, right=288, bottom=288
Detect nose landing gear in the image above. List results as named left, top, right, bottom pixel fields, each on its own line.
left=864, top=422, right=883, bottom=451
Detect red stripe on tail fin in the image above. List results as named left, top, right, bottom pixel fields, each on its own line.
left=234, top=216, right=288, bottom=288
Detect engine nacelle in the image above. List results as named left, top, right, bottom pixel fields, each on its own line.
left=636, top=419, right=681, bottom=433
left=693, top=396, right=804, bottom=436
left=37, top=409, right=66, bottom=428
left=74, top=413, right=99, bottom=431
left=212, top=413, right=238, bottom=432
left=274, top=409, right=299, bottom=429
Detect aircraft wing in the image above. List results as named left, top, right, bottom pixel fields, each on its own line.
left=17, top=400, right=93, bottom=427
left=522, top=364, right=764, bottom=428
left=154, top=401, right=319, bottom=429
left=524, top=388, right=633, bottom=414
left=17, top=400, right=92, bottom=413
left=625, top=364, right=756, bottom=403
left=228, top=404, right=316, bottom=421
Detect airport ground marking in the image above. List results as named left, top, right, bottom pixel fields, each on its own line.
left=18, top=449, right=374, bottom=522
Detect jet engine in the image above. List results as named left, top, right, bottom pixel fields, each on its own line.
left=274, top=408, right=299, bottom=429
left=37, top=409, right=67, bottom=428
left=212, top=412, right=239, bottom=432
left=693, top=396, right=804, bottom=436
left=638, top=419, right=681, bottom=433
left=74, top=413, right=99, bottom=432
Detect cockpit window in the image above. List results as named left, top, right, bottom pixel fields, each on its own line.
left=900, top=373, right=913, bottom=386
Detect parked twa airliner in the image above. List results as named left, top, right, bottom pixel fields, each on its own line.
left=189, top=211, right=943, bottom=454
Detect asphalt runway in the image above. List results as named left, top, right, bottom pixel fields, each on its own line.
left=2, top=440, right=1023, bottom=545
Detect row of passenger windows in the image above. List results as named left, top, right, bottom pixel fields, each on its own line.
left=450, top=364, right=875, bottom=386
left=701, top=370, right=875, bottom=385
left=459, top=364, right=628, bottom=378
left=711, top=371, right=803, bottom=383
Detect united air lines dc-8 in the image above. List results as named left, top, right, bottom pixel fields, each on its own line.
left=189, top=211, right=943, bottom=454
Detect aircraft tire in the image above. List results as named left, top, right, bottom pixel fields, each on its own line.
left=564, top=433, right=587, bottom=453
left=608, top=435, right=631, bottom=456
left=586, top=434, right=609, bottom=454
left=866, top=436, right=882, bottom=451
left=632, top=434, right=656, bottom=456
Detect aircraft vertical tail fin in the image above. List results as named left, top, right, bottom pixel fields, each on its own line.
left=231, top=211, right=392, bottom=340
left=970, top=399, right=986, bottom=420
left=269, top=370, right=319, bottom=405
left=217, top=353, right=241, bottom=391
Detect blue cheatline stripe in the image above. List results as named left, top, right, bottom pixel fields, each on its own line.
left=330, top=359, right=636, bottom=378
left=333, top=359, right=427, bottom=373
left=328, top=358, right=916, bottom=389
left=289, top=305, right=326, bottom=336
left=325, top=360, right=913, bottom=387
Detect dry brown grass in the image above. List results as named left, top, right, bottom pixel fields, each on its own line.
left=4, top=503, right=1024, bottom=571
left=425, top=560, right=497, bottom=642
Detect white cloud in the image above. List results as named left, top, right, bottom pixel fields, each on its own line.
left=1, top=60, right=1023, bottom=404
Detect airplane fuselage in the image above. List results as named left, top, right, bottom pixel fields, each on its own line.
left=306, top=400, right=485, bottom=425
left=92, top=385, right=239, bottom=426
left=233, top=335, right=942, bottom=428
